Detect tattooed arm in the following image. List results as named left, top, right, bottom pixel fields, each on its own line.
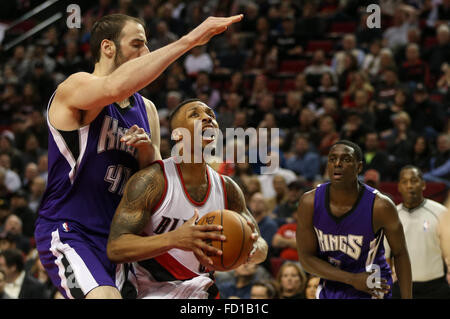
left=223, top=175, right=268, bottom=264
left=107, top=163, right=224, bottom=266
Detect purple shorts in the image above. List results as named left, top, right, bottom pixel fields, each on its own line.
left=34, top=220, right=124, bottom=299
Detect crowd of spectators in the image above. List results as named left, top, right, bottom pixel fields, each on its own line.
left=0, top=0, right=449, bottom=299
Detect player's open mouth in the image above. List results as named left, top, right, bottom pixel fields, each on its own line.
left=202, top=125, right=216, bottom=141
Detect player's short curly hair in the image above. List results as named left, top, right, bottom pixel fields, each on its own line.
left=331, top=140, right=363, bottom=162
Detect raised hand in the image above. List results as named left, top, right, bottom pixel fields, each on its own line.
left=185, top=15, right=244, bottom=47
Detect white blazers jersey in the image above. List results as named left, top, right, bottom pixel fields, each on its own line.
left=132, top=157, right=227, bottom=298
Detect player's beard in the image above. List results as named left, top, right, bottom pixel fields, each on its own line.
left=113, top=45, right=126, bottom=69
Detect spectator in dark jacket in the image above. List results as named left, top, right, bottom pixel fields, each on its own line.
left=0, top=249, right=46, bottom=299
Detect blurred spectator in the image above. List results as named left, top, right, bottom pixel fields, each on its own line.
left=383, top=5, right=418, bottom=51
left=10, top=189, right=36, bottom=237
left=24, top=61, right=55, bottom=105
left=258, top=152, right=297, bottom=200
left=248, top=74, right=269, bottom=107
left=248, top=192, right=278, bottom=253
left=285, top=134, right=320, bottom=181
left=363, top=169, right=381, bottom=189
left=0, top=156, right=21, bottom=196
left=296, top=2, right=325, bottom=42
left=273, top=180, right=305, bottom=225
left=362, top=131, right=390, bottom=181
left=22, top=162, right=39, bottom=193
left=28, top=177, right=46, bottom=214
left=272, top=211, right=298, bottom=261
left=117, top=0, right=139, bottom=17
left=217, top=92, right=242, bottom=130
left=426, top=24, right=450, bottom=76
left=362, top=40, right=383, bottom=79
left=28, top=257, right=54, bottom=299
left=304, top=50, right=334, bottom=89
left=276, top=261, right=307, bottom=299
left=331, top=34, right=365, bottom=76
left=409, top=83, right=446, bottom=139
left=424, top=133, right=450, bottom=186
left=269, top=16, right=303, bottom=60
left=240, top=2, right=259, bottom=33
left=244, top=39, right=271, bottom=75
left=399, top=43, right=430, bottom=88
left=7, top=45, right=30, bottom=80
left=0, top=248, right=46, bottom=299
left=214, top=33, right=247, bottom=74
left=374, top=67, right=401, bottom=106
left=297, top=108, right=318, bottom=144
left=265, top=175, right=288, bottom=214
left=183, top=46, right=213, bottom=76
left=250, top=280, right=279, bottom=299
left=0, top=269, right=12, bottom=299
left=411, top=135, right=433, bottom=173
left=340, top=111, right=367, bottom=146
left=342, top=71, right=374, bottom=109
left=305, top=275, right=320, bottom=299
left=0, top=232, right=17, bottom=252
left=385, top=111, right=416, bottom=176
left=2, top=213, right=30, bottom=254
left=54, top=40, right=89, bottom=78
left=37, top=153, right=48, bottom=183
left=317, top=115, right=339, bottom=157
left=217, top=263, right=269, bottom=299
left=279, top=91, right=302, bottom=129
left=191, top=71, right=221, bottom=109
left=375, top=87, right=410, bottom=133
left=149, top=20, right=178, bottom=51
left=426, top=0, right=450, bottom=28
left=315, top=72, right=340, bottom=105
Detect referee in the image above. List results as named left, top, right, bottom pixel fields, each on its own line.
left=385, top=165, right=450, bottom=298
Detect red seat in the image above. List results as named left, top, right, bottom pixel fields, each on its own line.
left=329, top=21, right=357, bottom=34
left=267, top=79, right=280, bottom=92
left=279, top=60, right=308, bottom=73
left=306, top=40, right=334, bottom=53
left=270, top=257, right=285, bottom=277
left=424, top=37, right=438, bottom=49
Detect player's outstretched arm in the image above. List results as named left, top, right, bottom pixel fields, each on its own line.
left=55, top=15, right=244, bottom=112
left=107, top=163, right=224, bottom=266
left=223, top=176, right=268, bottom=264
left=373, top=193, right=412, bottom=299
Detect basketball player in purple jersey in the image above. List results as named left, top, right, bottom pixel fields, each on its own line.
left=107, top=100, right=268, bottom=298
left=34, top=14, right=244, bottom=299
left=296, top=140, right=412, bottom=299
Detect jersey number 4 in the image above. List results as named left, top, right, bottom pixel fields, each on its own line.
left=104, top=165, right=132, bottom=195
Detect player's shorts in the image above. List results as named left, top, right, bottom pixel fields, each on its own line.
left=34, top=220, right=125, bottom=299
left=316, top=277, right=393, bottom=299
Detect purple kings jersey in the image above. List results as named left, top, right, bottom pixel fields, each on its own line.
left=313, top=182, right=392, bottom=299
left=37, top=92, right=151, bottom=236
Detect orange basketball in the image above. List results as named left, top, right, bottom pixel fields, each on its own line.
left=197, top=209, right=254, bottom=271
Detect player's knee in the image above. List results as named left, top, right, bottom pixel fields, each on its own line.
left=85, top=286, right=122, bottom=299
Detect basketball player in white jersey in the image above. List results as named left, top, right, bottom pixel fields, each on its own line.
left=385, top=165, right=450, bottom=298
left=107, top=100, right=268, bottom=298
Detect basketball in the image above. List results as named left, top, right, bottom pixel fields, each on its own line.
left=197, top=209, right=254, bottom=271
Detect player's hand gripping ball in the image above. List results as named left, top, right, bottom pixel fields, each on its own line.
left=197, top=209, right=254, bottom=271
